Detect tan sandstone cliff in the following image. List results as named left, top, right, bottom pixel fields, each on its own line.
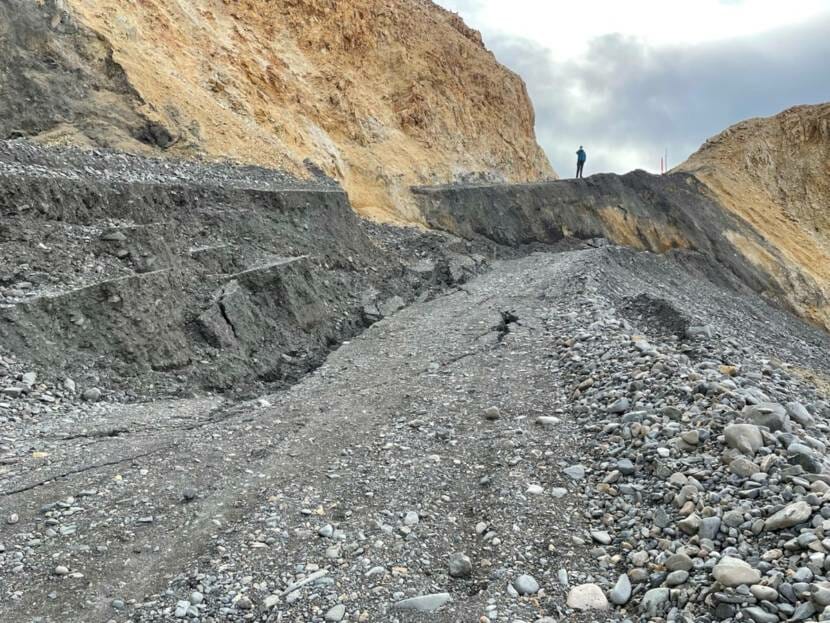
left=677, top=103, right=830, bottom=329
left=32, top=0, right=555, bottom=221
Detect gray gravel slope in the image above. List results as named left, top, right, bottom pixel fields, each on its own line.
left=1, top=246, right=829, bottom=623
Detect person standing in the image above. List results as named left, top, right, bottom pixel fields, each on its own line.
left=576, top=146, right=587, bottom=178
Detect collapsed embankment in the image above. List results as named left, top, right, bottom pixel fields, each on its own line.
left=3, top=139, right=825, bottom=403
left=0, top=141, right=487, bottom=395
left=413, top=170, right=829, bottom=331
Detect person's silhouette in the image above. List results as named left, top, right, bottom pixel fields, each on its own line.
left=576, top=146, right=587, bottom=178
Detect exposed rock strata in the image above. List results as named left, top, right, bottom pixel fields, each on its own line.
left=0, top=0, right=554, bottom=221
left=677, top=103, right=830, bottom=329
left=414, top=168, right=830, bottom=331
left=0, top=141, right=489, bottom=393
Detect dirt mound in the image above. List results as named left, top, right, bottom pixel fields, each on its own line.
left=676, top=102, right=830, bottom=328
left=0, top=0, right=554, bottom=221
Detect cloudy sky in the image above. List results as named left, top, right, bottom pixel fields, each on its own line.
left=438, top=0, right=830, bottom=176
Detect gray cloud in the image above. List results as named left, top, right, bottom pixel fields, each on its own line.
left=483, top=16, right=830, bottom=176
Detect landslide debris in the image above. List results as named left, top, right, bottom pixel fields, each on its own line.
left=0, top=140, right=501, bottom=398
left=3, top=244, right=830, bottom=623
left=677, top=103, right=830, bottom=330
left=1, top=0, right=554, bottom=221
left=414, top=170, right=796, bottom=316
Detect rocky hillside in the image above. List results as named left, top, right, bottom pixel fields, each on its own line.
left=0, top=0, right=554, bottom=221
left=415, top=103, right=830, bottom=333
left=4, top=193, right=830, bottom=621
left=677, top=103, right=830, bottom=329
left=2, top=131, right=830, bottom=621
left=0, top=140, right=501, bottom=396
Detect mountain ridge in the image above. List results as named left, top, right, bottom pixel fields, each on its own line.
left=677, top=102, right=830, bottom=328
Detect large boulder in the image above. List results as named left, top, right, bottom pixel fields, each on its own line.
left=566, top=583, right=609, bottom=610
left=786, top=401, right=815, bottom=426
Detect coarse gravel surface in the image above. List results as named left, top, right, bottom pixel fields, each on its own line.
left=2, top=244, right=830, bottom=623
left=0, top=140, right=340, bottom=192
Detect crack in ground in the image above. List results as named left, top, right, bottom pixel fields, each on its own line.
left=50, top=426, right=130, bottom=442
left=1, top=445, right=175, bottom=497
left=218, top=299, right=240, bottom=340
left=440, top=350, right=481, bottom=368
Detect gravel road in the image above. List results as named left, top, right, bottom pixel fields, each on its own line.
left=2, top=245, right=830, bottom=623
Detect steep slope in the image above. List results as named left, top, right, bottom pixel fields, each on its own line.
left=0, top=140, right=494, bottom=394
left=0, top=0, right=151, bottom=149
left=419, top=169, right=800, bottom=305
left=0, top=0, right=554, bottom=222
left=676, top=103, right=830, bottom=328
left=415, top=104, right=830, bottom=332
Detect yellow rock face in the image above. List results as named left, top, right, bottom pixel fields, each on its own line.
left=59, top=0, right=555, bottom=222
left=677, top=103, right=830, bottom=329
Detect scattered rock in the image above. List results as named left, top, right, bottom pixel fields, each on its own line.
left=513, top=574, right=540, bottom=595
left=607, top=397, right=630, bottom=414
left=616, top=458, right=635, bottom=475
left=640, top=588, right=670, bottom=617
left=448, top=553, right=472, bottom=578
left=699, top=516, right=722, bottom=541
left=680, top=430, right=699, bottom=445
left=786, top=401, right=815, bottom=426
left=666, top=569, right=689, bottom=586
left=393, top=593, right=451, bottom=612
left=743, top=606, right=778, bottom=623
left=563, top=464, right=586, bottom=480
left=609, top=574, right=631, bottom=605
left=324, top=604, right=346, bottom=621
left=730, top=456, right=760, bottom=477
left=665, top=553, right=693, bottom=572
left=535, top=416, right=560, bottom=426
left=567, top=583, right=609, bottom=610
left=724, top=423, right=764, bottom=455
left=712, top=556, right=761, bottom=587
left=483, top=406, right=501, bottom=420
left=743, top=402, right=790, bottom=432
left=82, top=387, right=102, bottom=402
left=677, top=513, right=701, bottom=535
left=750, top=585, right=778, bottom=602
left=764, top=501, right=812, bottom=530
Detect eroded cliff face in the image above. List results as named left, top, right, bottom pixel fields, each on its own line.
left=677, top=103, right=830, bottom=328
left=414, top=171, right=791, bottom=306
left=0, top=0, right=554, bottom=221
left=414, top=107, right=830, bottom=333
